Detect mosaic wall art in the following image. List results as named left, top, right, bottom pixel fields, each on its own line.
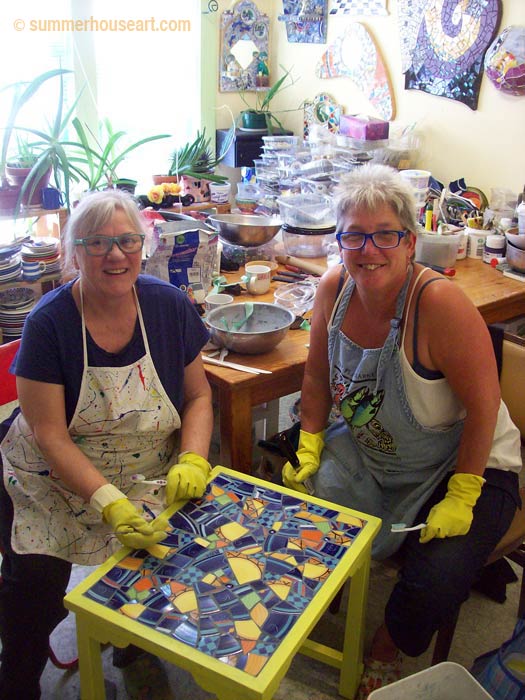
left=303, top=92, right=343, bottom=138
left=317, top=22, right=395, bottom=121
left=402, top=0, right=502, bottom=110
left=329, top=0, right=388, bottom=16
left=83, top=472, right=367, bottom=676
left=220, top=0, right=270, bottom=92
left=278, top=0, right=328, bottom=44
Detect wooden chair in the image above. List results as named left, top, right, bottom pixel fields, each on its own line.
left=0, top=338, right=78, bottom=671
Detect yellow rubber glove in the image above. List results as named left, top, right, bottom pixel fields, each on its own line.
left=102, top=498, right=168, bottom=549
left=282, top=429, right=325, bottom=494
left=419, top=473, right=485, bottom=544
left=166, top=451, right=211, bottom=505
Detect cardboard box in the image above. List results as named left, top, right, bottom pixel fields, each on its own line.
left=339, top=114, right=389, bottom=141
left=144, top=221, right=218, bottom=304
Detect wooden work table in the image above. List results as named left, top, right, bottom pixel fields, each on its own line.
left=204, top=256, right=525, bottom=472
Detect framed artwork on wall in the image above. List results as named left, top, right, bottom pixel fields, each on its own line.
left=329, top=0, right=388, bottom=16
left=401, top=0, right=502, bottom=110
left=278, top=1, right=328, bottom=44
left=219, top=0, right=270, bottom=93
left=317, top=22, right=395, bottom=121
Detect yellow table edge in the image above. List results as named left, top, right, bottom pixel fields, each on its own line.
left=65, top=466, right=382, bottom=699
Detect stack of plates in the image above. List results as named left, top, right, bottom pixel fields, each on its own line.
left=0, top=242, right=23, bottom=284
left=0, top=287, right=36, bottom=341
left=21, top=237, right=61, bottom=276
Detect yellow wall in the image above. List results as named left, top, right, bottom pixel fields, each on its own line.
left=215, top=0, right=524, bottom=199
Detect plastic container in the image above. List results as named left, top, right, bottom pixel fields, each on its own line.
left=415, top=232, right=462, bottom=268
left=282, top=223, right=336, bottom=258
left=368, top=662, right=492, bottom=699
left=261, top=135, right=298, bottom=151
left=466, top=228, right=490, bottom=259
left=277, top=194, right=335, bottom=228
left=516, top=200, right=525, bottom=234
left=483, top=233, right=506, bottom=263
left=399, top=169, right=431, bottom=189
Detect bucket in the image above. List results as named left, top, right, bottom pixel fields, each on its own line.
left=368, top=662, right=493, bottom=699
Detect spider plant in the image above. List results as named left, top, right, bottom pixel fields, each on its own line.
left=238, top=65, right=298, bottom=133
left=69, top=117, right=171, bottom=191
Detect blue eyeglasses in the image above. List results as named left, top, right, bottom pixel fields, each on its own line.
left=74, top=233, right=145, bottom=256
left=336, top=230, right=407, bottom=250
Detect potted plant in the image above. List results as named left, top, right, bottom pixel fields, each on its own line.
left=12, top=69, right=84, bottom=212
left=69, top=117, right=171, bottom=194
left=166, top=127, right=235, bottom=203
left=5, top=139, right=52, bottom=206
left=0, top=68, right=70, bottom=214
left=239, top=65, right=298, bottom=133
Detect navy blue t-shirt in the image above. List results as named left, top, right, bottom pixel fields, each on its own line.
left=11, top=274, right=209, bottom=425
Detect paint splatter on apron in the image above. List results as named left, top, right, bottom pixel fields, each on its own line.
left=1, top=286, right=181, bottom=564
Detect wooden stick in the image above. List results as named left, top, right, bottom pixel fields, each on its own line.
left=275, top=255, right=326, bottom=276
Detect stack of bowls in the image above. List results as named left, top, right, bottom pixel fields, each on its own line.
left=0, top=243, right=22, bottom=285
left=399, top=169, right=431, bottom=211
left=505, top=228, right=525, bottom=273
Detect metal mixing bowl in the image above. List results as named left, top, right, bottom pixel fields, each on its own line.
left=206, top=214, right=282, bottom=247
left=506, top=239, right=525, bottom=273
left=206, top=302, right=295, bottom=354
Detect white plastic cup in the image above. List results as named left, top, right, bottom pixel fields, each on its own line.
left=399, top=169, right=431, bottom=189
left=204, top=293, right=234, bottom=312
left=242, top=264, right=271, bottom=295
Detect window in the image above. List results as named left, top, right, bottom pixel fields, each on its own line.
left=0, top=0, right=208, bottom=205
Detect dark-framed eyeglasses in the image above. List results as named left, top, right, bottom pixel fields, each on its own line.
left=73, top=233, right=145, bottom=256
left=336, top=230, right=408, bottom=250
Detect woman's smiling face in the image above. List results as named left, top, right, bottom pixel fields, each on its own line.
left=338, top=203, right=416, bottom=292
left=74, top=208, right=143, bottom=301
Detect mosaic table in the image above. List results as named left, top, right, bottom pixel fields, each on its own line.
left=64, top=467, right=381, bottom=700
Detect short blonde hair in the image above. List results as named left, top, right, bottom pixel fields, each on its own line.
left=334, top=164, right=419, bottom=234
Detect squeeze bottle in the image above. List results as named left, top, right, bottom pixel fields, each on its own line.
left=517, top=200, right=525, bottom=235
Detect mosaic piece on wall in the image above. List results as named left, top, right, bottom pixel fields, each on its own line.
left=278, top=0, right=328, bottom=44
left=403, top=0, right=502, bottom=110
left=83, top=472, right=367, bottom=676
left=220, top=0, right=270, bottom=92
left=303, top=93, right=343, bottom=138
left=396, top=0, right=429, bottom=72
left=329, top=0, right=388, bottom=15
left=317, top=22, right=395, bottom=120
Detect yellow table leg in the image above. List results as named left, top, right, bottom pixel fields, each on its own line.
left=338, top=547, right=373, bottom=699
left=76, top=614, right=106, bottom=700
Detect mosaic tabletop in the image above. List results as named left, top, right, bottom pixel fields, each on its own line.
left=83, top=470, right=369, bottom=677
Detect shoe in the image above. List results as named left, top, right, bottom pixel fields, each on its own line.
left=112, top=644, right=146, bottom=668
left=355, top=652, right=402, bottom=700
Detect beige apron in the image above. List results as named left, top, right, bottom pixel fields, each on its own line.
left=1, top=285, right=181, bottom=565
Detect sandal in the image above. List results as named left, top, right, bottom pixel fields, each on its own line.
left=355, top=651, right=402, bottom=700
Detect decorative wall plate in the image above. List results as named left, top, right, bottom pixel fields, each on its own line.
left=316, top=22, right=395, bottom=121
left=303, top=93, right=342, bottom=138
left=278, top=0, right=328, bottom=44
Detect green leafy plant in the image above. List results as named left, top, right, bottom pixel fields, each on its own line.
left=238, top=65, right=299, bottom=133
left=168, top=127, right=234, bottom=183
left=12, top=70, right=83, bottom=211
left=69, top=117, right=170, bottom=191
left=0, top=68, right=71, bottom=202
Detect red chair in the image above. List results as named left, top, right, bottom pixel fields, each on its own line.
left=0, top=338, right=78, bottom=671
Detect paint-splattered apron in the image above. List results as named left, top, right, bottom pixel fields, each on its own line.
left=312, top=269, right=464, bottom=559
left=1, top=286, right=181, bottom=565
